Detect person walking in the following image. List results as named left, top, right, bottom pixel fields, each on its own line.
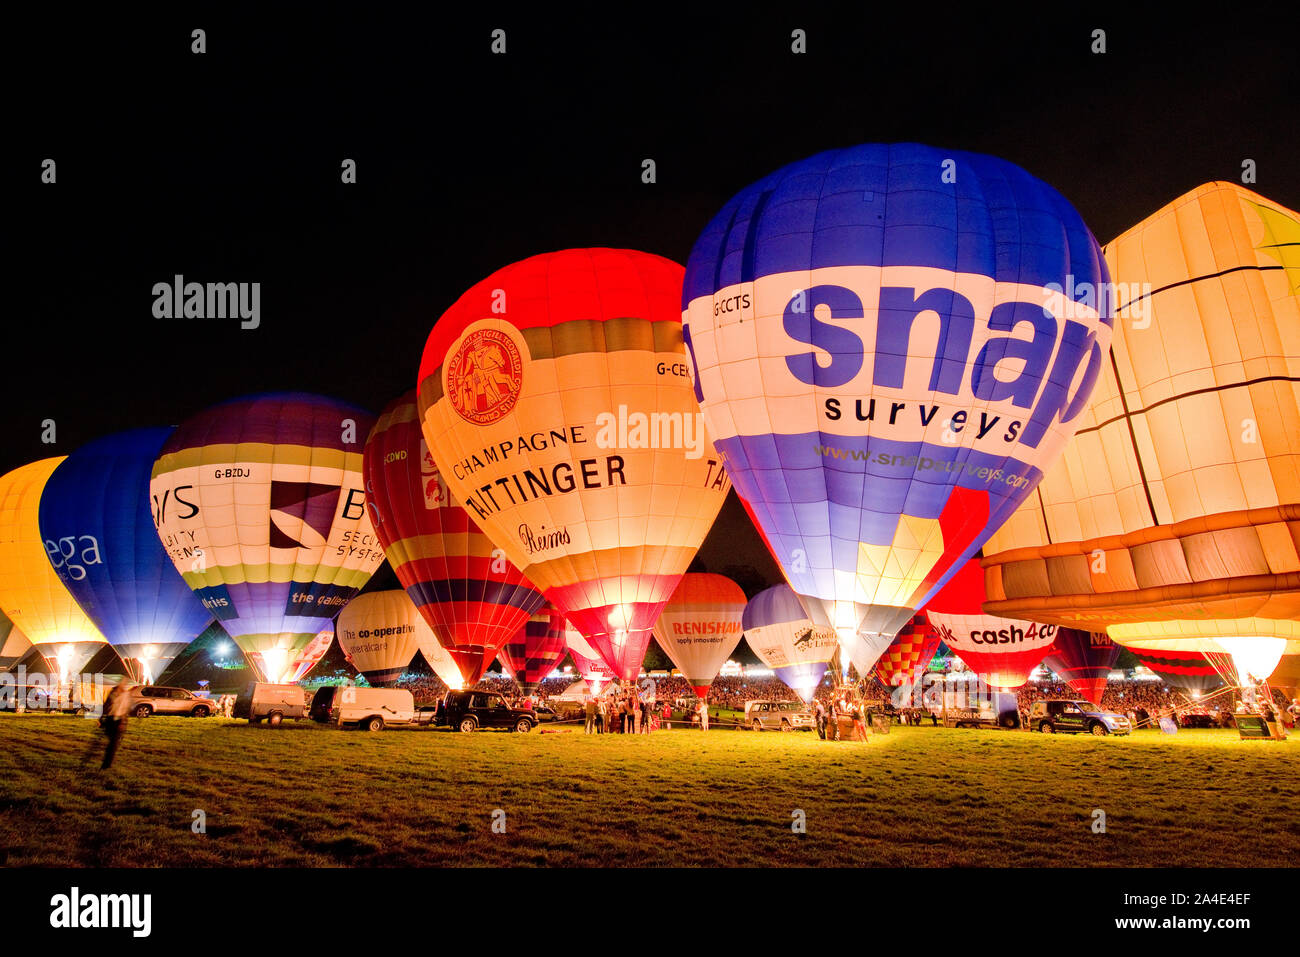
left=98, top=678, right=136, bottom=770
left=584, top=695, right=597, bottom=734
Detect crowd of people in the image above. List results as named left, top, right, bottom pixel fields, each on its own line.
left=327, top=668, right=1298, bottom=732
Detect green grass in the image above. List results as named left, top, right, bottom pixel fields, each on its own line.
left=1, top=713, right=1296, bottom=867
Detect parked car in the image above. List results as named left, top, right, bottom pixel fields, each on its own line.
left=234, top=682, right=308, bottom=725
left=533, top=704, right=558, bottom=723
left=127, top=686, right=217, bottom=718
left=439, top=689, right=539, bottom=733
left=1030, top=699, right=1132, bottom=736
left=308, top=686, right=427, bottom=731
left=744, top=700, right=815, bottom=732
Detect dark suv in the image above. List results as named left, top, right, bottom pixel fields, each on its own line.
left=440, top=689, right=538, bottom=733
left=1030, top=699, right=1132, bottom=736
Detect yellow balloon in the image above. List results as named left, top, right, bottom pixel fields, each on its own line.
left=0, top=459, right=106, bottom=673
left=336, top=589, right=464, bottom=689
left=981, top=183, right=1300, bottom=668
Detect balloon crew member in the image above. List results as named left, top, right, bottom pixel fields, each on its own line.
left=697, top=698, right=709, bottom=731
left=852, top=699, right=868, bottom=741
left=814, top=698, right=827, bottom=739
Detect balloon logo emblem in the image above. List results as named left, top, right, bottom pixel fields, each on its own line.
left=268, top=480, right=341, bottom=550
left=447, top=326, right=523, bottom=424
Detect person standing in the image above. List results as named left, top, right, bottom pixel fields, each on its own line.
left=697, top=698, right=709, bottom=732
left=814, top=698, right=827, bottom=740
left=852, top=699, right=868, bottom=741
left=663, top=700, right=672, bottom=730
left=584, top=695, right=596, bottom=734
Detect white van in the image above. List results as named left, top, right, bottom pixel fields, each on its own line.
left=234, top=682, right=308, bottom=725
left=308, top=685, right=418, bottom=731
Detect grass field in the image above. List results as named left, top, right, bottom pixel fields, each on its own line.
left=2, top=713, right=1296, bottom=867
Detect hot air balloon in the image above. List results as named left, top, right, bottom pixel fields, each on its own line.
left=683, top=143, right=1113, bottom=678
left=363, top=391, right=547, bottom=684
left=982, top=183, right=1300, bottom=683
left=1129, top=648, right=1224, bottom=696
left=1042, top=628, right=1120, bottom=705
left=0, top=610, right=33, bottom=672
left=286, top=627, right=335, bottom=683
left=38, top=429, right=214, bottom=682
left=924, top=559, right=1057, bottom=689
left=0, top=459, right=106, bottom=677
left=497, top=607, right=568, bottom=695
left=650, top=573, right=747, bottom=697
left=872, top=612, right=941, bottom=687
left=337, top=589, right=464, bottom=687
left=150, top=393, right=386, bottom=683
left=417, top=248, right=731, bottom=683
left=742, top=584, right=837, bottom=702
left=1266, top=655, right=1300, bottom=696
left=564, top=621, right=618, bottom=694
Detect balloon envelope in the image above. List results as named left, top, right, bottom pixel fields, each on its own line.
left=363, top=391, right=546, bottom=684
left=873, top=613, right=941, bottom=687
left=337, top=589, right=463, bottom=687
left=1042, top=628, right=1120, bottom=704
left=497, top=607, right=568, bottom=694
left=1266, top=654, right=1300, bottom=696
left=651, top=573, right=747, bottom=696
left=742, top=584, right=837, bottom=702
left=0, top=610, right=33, bottom=672
left=983, top=184, right=1300, bottom=660
left=150, top=393, right=386, bottom=682
left=1129, top=648, right=1224, bottom=695
left=925, top=559, right=1057, bottom=689
left=0, top=459, right=106, bottom=673
left=288, top=628, right=335, bottom=683
left=39, top=428, right=213, bottom=681
left=683, top=143, right=1112, bottom=676
left=417, top=248, right=730, bottom=682
left=564, top=620, right=617, bottom=693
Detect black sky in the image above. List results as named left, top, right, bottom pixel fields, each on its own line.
left=10, top=4, right=1298, bottom=587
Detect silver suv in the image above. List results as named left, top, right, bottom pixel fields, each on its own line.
left=128, top=686, right=216, bottom=718
left=746, top=700, right=815, bottom=731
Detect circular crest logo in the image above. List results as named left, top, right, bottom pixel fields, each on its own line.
left=446, top=327, right=523, bottom=425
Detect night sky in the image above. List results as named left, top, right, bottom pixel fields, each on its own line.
left=10, top=5, right=1298, bottom=592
